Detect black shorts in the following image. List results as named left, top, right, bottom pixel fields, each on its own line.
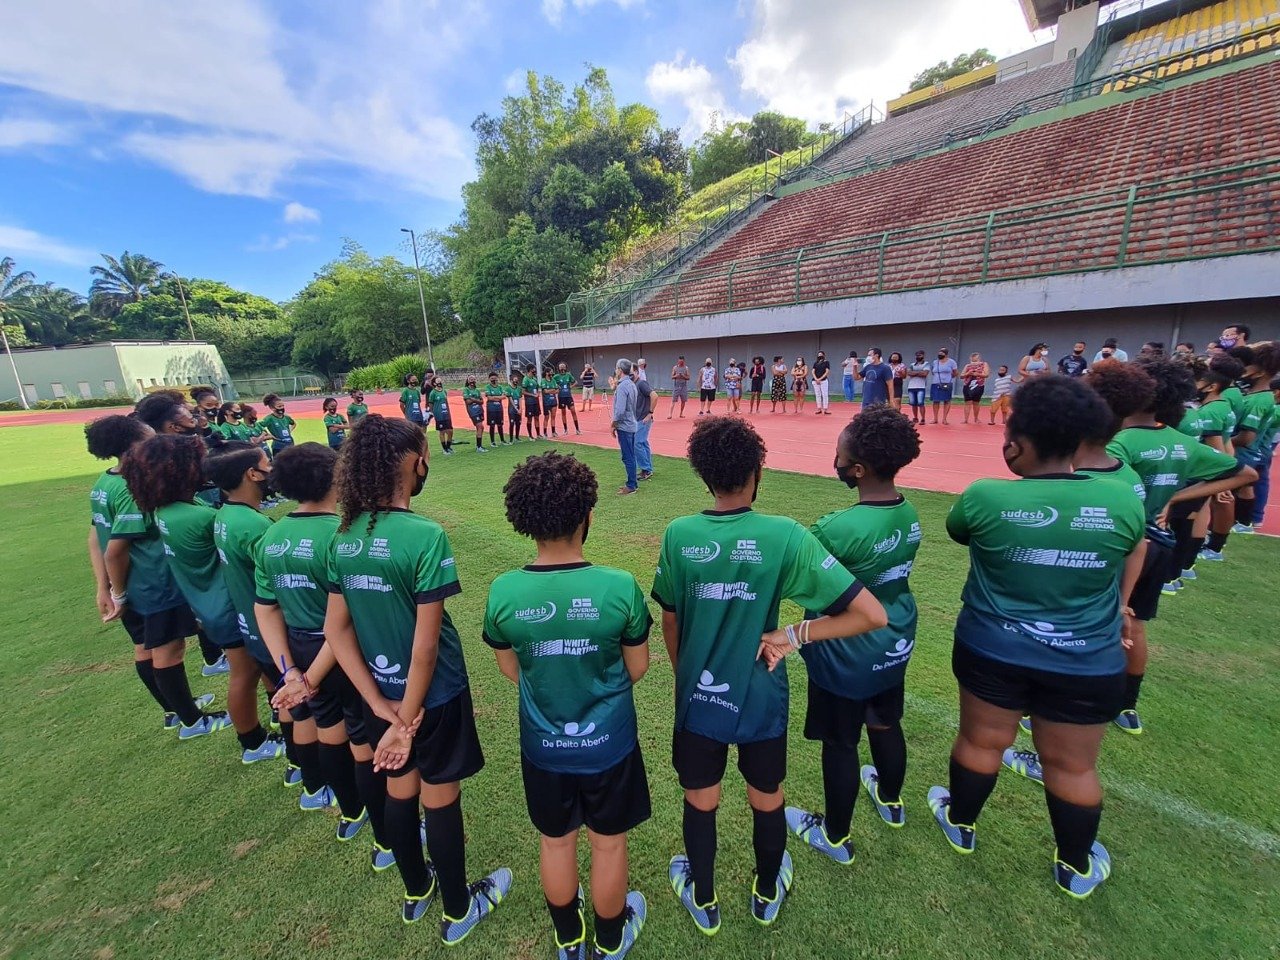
left=1130, top=536, right=1174, bottom=621
left=522, top=744, right=651, bottom=837
left=467, top=404, right=484, bottom=425
left=485, top=403, right=504, bottom=425
left=120, top=603, right=199, bottom=650
left=699, top=388, right=716, bottom=402
left=892, top=378, right=904, bottom=399
left=1167, top=495, right=1210, bottom=523
left=803, top=680, right=904, bottom=747
left=543, top=396, right=558, bottom=411
left=672, top=728, right=786, bottom=793
left=508, top=407, right=520, bottom=423
left=362, top=688, right=485, bottom=783
left=952, top=642, right=1125, bottom=725
left=434, top=416, right=453, bottom=432
left=963, top=382, right=986, bottom=402
left=286, top=627, right=367, bottom=743
left=524, top=396, right=541, bottom=416
left=750, top=378, right=765, bottom=394
left=559, top=395, right=575, bottom=410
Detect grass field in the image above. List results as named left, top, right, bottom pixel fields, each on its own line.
left=1, top=421, right=1277, bottom=960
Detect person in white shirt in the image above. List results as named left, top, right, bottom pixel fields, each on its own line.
left=698, top=358, right=718, bottom=415
left=906, top=350, right=930, bottom=424
left=841, top=351, right=859, bottom=403
left=636, top=358, right=649, bottom=381
left=1092, top=338, right=1129, bottom=363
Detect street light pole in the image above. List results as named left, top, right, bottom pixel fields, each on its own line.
left=1, top=323, right=30, bottom=409
left=171, top=273, right=195, bottom=340
left=401, top=227, right=436, bottom=373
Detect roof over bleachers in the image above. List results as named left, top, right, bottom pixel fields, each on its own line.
left=1020, top=0, right=1090, bottom=30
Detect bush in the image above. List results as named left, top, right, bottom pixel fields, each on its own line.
left=0, top=395, right=136, bottom=411
left=344, top=354, right=432, bottom=392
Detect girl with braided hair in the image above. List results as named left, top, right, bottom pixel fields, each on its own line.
left=323, top=414, right=511, bottom=939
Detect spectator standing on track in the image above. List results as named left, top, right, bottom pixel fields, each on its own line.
left=669, top=356, right=691, bottom=419
left=770, top=356, right=789, bottom=413
left=636, top=359, right=649, bottom=382
left=1093, top=338, right=1128, bottom=363
left=961, top=353, right=989, bottom=425
left=888, top=352, right=907, bottom=412
left=699, top=358, right=719, bottom=416
left=859, top=348, right=892, bottom=409
left=791, top=356, right=809, bottom=413
left=612, top=359, right=640, bottom=496
left=1017, top=344, right=1050, bottom=387
left=988, top=365, right=1013, bottom=424
left=842, top=351, right=860, bottom=404
left=812, top=351, right=831, bottom=415
left=1059, top=342, right=1089, bottom=378
left=581, top=363, right=597, bottom=412
left=906, top=351, right=930, bottom=423
left=724, top=359, right=743, bottom=414
left=749, top=356, right=767, bottom=414
left=635, top=365, right=655, bottom=482
left=930, top=348, right=959, bottom=424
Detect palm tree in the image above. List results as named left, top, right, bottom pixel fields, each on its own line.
left=23, top=284, right=107, bottom=345
left=89, top=251, right=164, bottom=318
left=0, top=256, right=36, bottom=317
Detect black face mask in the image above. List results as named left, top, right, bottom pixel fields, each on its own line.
left=834, top=456, right=858, bottom=489
left=411, top=459, right=429, bottom=498
left=1073, top=349, right=1084, bottom=356
left=255, top=469, right=274, bottom=498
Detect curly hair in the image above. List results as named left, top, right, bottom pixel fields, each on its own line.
left=216, top=402, right=238, bottom=426
left=335, top=413, right=424, bottom=533
left=687, top=416, right=767, bottom=493
left=504, top=452, right=598, bottom=541
left=120, top=434, right=205, bottom=513
left=85, top=414, right=150, bottom=460
left=263, top=393, right=281, bottom=407
left=191, top=386, right=218, bottom=405
left=134, top=390, right=188, bottom=432
left=838, top=407, right=921, bottom=479
left=1085, top=359, right=1157, bottom=432
left=1134, top=357, right=1196, bottom=427
left=1008, top=375, right=1111, bottom=460
left=1205, top=354, right=1245, bottom=386
left=1248, top=340, right=1280, bottom=377
left=204, top=440, right=264, bottom=492
left=271, top=442, right=337, bottom=504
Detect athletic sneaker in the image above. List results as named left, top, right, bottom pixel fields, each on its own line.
left=860, top=765, right=906, bottom=827
left=1019, top=715, right=1033, bottom=734
left=1230, top=522, right=1255, bottom=535
left=668, top=854, right=720, bottom=936
left=201, top=654, right=230, bottom=677
left=402, top=864, right=439, bottom=925
left=164, top=693, right=216, bottom=729
left=441, top=448, right=453, bottom=456
left=283, top=763, right=302, bottom=787
left=177, top=710, right=232, bottom=740
left=1198, top=548, right=1225, bottom=562
left=1113, top=709, right=1143, bottom=735
left=1181, top=567, right=1198, bottom=581
left=927, top=786, right=976, bottom=854
left=1160, top=579, right=1183, bottom=596
left=785, top=807, right=854, bottom=864
left=750, top=850, right=794, bottom=926
left=242, top=734, right=286, bottom=764
left=475, top=445, right=488, bottom=453
left=299, top=785, right=333, bottom=811
left=1053, top=841, right=1112, bottom=899
left=371, top=843, right=396, bottom=872
left=336, top=809, right=368, bottom=842
left=439, top=867, right=513, bottom=946
left=590, top=891, right=646, bottom=959
left=555, top=888, right=587, bottom=960
left=1002, top=748, right=1044, bottom=785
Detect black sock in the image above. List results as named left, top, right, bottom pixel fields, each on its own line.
left=1123, top=672, right=1144, bottom=710
left=497, top=423, right=505, bottom=442
left=948, top=756, right=997, bottom=825
left=294, top=737, right=324, bottom=794
left=1235, top=497, right=1255, bottom=525
left=196, top=629, right=221, bottom=666
left=237, top=724, right=267, bottom=752
left=595, top=908, right=625, bottom=952
left=354, top=759, right=389, bottom=847
left=1045, top=790, right=1102, bottom=874
left=475, top=437, right=482, bottom=448
left=752, top=805, right=786, bottom=899
left=319, top=742, right=362, bottom=818
left=1178, top=532, right=1204, bottom=573
left=682, top=801, right=717, bottom=906
left=488, top=425, right=495, bottom=443
left=867, top=724, right=908, bottom=803
left=1207, top=530, right=1228, bottom=551
left=547, top=896, right=584, bottom=948
left=279, top=720, right=299, bottom=768
left=386, top=795, right=431, bottom=896
left=821, top=740, right=858, bottom=841
left=425, top=797, right=470, bottom=918
left=153, top=663, right=202, bottom=725
left=134, top=659, right=171, bottom=714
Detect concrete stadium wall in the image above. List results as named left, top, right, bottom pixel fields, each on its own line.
left=1, top=341, right=235, bottom=403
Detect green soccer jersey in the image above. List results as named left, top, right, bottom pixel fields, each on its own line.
left=521, top=375, right=540, bottom=397
left=260, top=413, right=296, bottom=443
left=651, top=508, right=860, bottom=744
left=803, top=498, right=921, bottom=699
left=217, top=422, right=251, bottom=442
left=1107, top=425, right=1241, bottom=522
left=90, top=470, right=184, bottom=616
left=484, top=384, right=506, bottom=402
left=1237, top=390, right=1277, bottom=461
left=462, top=386, right=483, bottom=405
left=347, top=402, right=368, bottom=421
left=1220, top=385, right=1246, bottom=426
left=254, top=511, right=340, bottom=631
left=323, top=413, right=347, bottom=443
left=505, top=384, right=522, bottom=412
left=153, top=500, right=242, bottom=647
left=399, top=387, right=421, bottom=413
left=1177, top=400, right=1233, bottom=443
left=325, top=509, right=468, bottom=707
left=553, top=372, right=575, bottom=401
left=213, top=501, right=273, bottom=662
left=484, top=563, right=652, bottom=774
left=427, top=389, right=450, bottom=421
left=1076, top=460, right=1148, bottom=506
left=947, top=475, right=1144, bottom=675
left=539, top=377, right=556, bottom=396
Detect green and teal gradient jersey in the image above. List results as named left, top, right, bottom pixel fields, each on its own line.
left=946, top=475, right=1144, bottom=675
left=553, top=372, right=575, bottom=400
left=802, top=498, right=921, bottom=699
left=1220, top=385, right=1246, bottom=426
left=1107, top=425, right=1241, bottom=522
left=462, top=386, right=483, bottom=405
left=651, top=508, right=861, bottom=744
left=399, top=387, right=420, bottom=412
left=540, top=377, right=557, bottom=397
left=1237, top=390, right=1277, bottom=462
left=217, top=422, right=251, bottom=442
left=346, top=401, right=368, bottom=421
left=484, top=383, right=506, bottom=401
left=254, top=512, right=340, bottom=631
left=323, top=413, right=347, bottom=436
left=213, top=502, right=273, bottom=661
left=90, top=470, right=184, bottom=616
left=1076, top=460, right=1147, bottom=506
left=521, top=375, right=540, bottom=397
left=1177, top=399, right=1234, bottom=443
left=153, top=500, right=242, bottom=647
left=260, top=413, right=296, bottom=442
left=484, top=562, right=652, bottom=774
left=427, top=389, right=450, bottom=421
left=505, top=384, right=522, bottom=412
left=324, top=509, right=467, bottom=707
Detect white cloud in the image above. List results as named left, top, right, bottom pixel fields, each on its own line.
left=646, top=53, right=740, bottom=141
left=283, top=201, right=321, bottom=224
left=731, top=0, right=1041, bottom=123
left=0, top=118, right=74, bottom=150
left=0, top=224, right=96, bottom=267
left=246, top=232, right=319, bottom=253
left=0, top=0, right=480, bottom=200
left=542, top=0, right=644, bottom=26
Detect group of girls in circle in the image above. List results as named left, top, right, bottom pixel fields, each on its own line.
left=81, top=340, right=1276, bottom=955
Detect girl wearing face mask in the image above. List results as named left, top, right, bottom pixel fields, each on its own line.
left=887, top=352, right=907, bottom=412
left=791, top=357, right=809, bottom=413
left=216, top=402, right=249, bottom=442
left=1017, top=344, right=1050, bottom=384
left=323, top=414, right=511, bottom=936
left=323, top=397, right=348, bottom=450
left=770, top=356, right=789, bottom=413
left=786, top=407, right=923, bottom=864
left=906, top=352, right=930, bottom=423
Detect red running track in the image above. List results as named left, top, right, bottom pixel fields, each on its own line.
left=7, top=394, right=1276, bottom=534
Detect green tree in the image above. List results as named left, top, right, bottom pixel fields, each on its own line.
left=89, top=251, right=165, bottom=318
left=746, top=111, right=808, bottom=163
left=909, top=48, right=996, bottom=92
left=0, top=257, right=37, bottom=349
left=690, top=118, right=752, bottom=191
left=14, top=284, right=111, bottom=345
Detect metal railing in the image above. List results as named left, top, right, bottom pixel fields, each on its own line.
left=544, top=158, right=1280, bottom=330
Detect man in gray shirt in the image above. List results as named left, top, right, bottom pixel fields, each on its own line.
left=611, top=358, right=639, bottom=495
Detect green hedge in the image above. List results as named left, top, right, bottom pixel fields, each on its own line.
left=0, top=395, right=136, bottom=411
left=344, top=354, right=432, bottom=392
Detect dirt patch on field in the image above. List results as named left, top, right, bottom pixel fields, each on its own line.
left=232, top=839, right=260, bottom=859
left=52, top=661, right=116, bottom=676
left=154, top=877, right=213, bottom=911
left=93, top=947, right=115, bottom=960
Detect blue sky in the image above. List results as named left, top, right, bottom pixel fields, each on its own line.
left=0, top=0, right=1044, bottom=302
